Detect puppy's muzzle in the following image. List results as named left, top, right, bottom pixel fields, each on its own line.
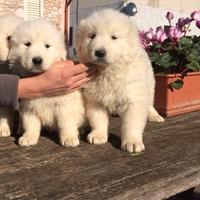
left=95, top=48, right=106, bottom=58
left=32, top=56, right=43, bottom=66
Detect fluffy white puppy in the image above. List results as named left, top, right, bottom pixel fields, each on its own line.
left=8, top=19, right=85, bottom=147
left=0, top=15, right=23, bottom=62
left=75, top=9, right=164, bottom=153
left=0, top=15, right=23, bottom=137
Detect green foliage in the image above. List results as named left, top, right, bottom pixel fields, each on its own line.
left=148, top=36, right=200, bottom=89
left=170, top=79, right=184, bottom=89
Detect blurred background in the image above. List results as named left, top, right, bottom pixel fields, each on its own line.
left=0, top=0, right=200, bottom=43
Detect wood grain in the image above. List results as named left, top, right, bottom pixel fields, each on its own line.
left=0, top=111, right=200, bottom=200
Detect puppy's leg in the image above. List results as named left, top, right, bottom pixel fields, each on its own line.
left=148, top=106, right=165, bottom=122
left=0, top=108, right=13, bottom=137
left=57, top=110, right=82, bottom=147
left=87, top=102, right=109, bottom=145
left=121, top=104, right=148, bottom=153
left=18, top=112, right=41, bottom=146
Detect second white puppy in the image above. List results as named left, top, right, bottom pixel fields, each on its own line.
left=0, top=15, right=23, bottom=137
left=76, top=9, right=164, bottom=153
left=9, top=19, right=85, bottom=147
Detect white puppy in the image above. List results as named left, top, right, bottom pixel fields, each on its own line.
left=0, top=15, right=23, bottom=137
left=8, top=19, right=85, bottom=147
left=75, top=9, right=164, bottom=153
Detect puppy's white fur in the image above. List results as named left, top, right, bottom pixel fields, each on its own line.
left=76, top=9, right=164, bottom=153
left=0, top=15, right=23, bottom=137
left=9, top=19, right=85, bottom=147
left=0, top=15, right=23, bottom=61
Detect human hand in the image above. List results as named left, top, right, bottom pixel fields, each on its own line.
left=18, top=60, right=93, bottom=99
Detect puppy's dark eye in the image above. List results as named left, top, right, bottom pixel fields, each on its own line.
left=45, top=44, right=50, bottom=48
left=24, top=42, right=31, bottom=47
left=111, top=35, right=118, bottom=40
left=7, top=36, right=11, bottom=41
left=89, top=33, right=96, bottom=39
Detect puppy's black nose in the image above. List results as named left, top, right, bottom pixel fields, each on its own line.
left=32, top=57, right=43, bottom=65
left=95, top=48, right=106, bottom=58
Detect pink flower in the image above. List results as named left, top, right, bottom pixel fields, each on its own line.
left=177, top=17, right=192, bottom=27
left=191, top=10, right=200, bottom=20
left=168, top=27, right=182, bottom=41
left=154, top=27, right=167, bottom=43
left=184, top=17, right=192, bottom=24
left=166, top=12, right=174, bottom=24
left=139, top=31, right=151, bottom=48
left=146, top=28, right=155, bottom=40
left=196, top=20, right=200, bottom=29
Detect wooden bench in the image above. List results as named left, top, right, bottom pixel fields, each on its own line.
left=0, top=111, right=200, bottom=200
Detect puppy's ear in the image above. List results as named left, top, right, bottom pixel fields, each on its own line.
left=74, top=19, right=89, bottom=54
left=59, top=32, right=67, bottom=61
left=60, top=45, right=67, bottom=61
left=7, top=45, right=19, bottom=65
left=7, top=44, right=23, bottom=75
left=128, top=23, right=143, bottom=58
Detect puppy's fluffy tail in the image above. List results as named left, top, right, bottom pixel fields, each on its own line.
left=148, top=106, right=165, bottom=122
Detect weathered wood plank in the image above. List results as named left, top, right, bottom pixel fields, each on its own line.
left=0, top=111, right=200, bottom=200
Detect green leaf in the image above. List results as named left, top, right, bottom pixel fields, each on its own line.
left=149, top=51, right=159, bottom=62
left=170, top=79, right=184, bottom=89
left=179, top=37, right=193, bottom=47
left=192, top=35, right=200, bottom=43
left=186, top=62, right=200, bottom=72
left=156, top=52, right=179, bottom=68
left=162, top=40, right=174, bottom=51
left=155, top=43, right=162, bottom=49
left=187, top=48, right=200, bottom=62
left=156, top=52, right=172, bottom=66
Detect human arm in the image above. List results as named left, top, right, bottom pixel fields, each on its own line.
left=18, top=60, right=92, bottom=99
left=0, top=60, right=92, bottom=109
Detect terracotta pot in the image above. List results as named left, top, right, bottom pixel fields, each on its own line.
left=154, top=72, right=200, bottom=117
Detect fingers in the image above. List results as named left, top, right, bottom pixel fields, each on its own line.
left=70, top=69, right=95, bottom=83
left=42, top=60, right=94, bottom=97
left=70, top=63, right=90, bottom=75
left=53, top=61, right=90, bottom=76
left=52, top=60, right=75, bottom=68
left=70, top=76, right=92, bottom=90
left=42, top=70, right=92, bottom=95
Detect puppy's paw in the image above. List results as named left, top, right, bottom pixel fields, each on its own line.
left=18, top=135, right=38, bottom=146
left=60, top=136, right=80, bottom=147
left=0, top=123, right=11, bottom=137
left=87, top=131, right=108, bottom=145
left=121, top=141, right=145, bottom=153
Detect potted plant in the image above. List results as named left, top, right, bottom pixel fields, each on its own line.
left=139, top=10, right=200, bottom=116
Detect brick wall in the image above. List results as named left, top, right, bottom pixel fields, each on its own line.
left=43, top=0, right=63, bottom=27
left=0, top=0, right=64, bottom=28
left=0, top=0, right=23, bottom=15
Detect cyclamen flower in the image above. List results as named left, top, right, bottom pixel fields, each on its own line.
left=154, top=27, right=167, bottom=43
left=139, top=31, right=150, bottom=48
left=166, top=11, right=174, bottom=24
left=196, top=20, right=200, bottom=29
left=168, top=27, right=182, bottom=41
left=184, top=17, right=192, bottom=25
left=177, top=17, right=192, bottom=28
left=145, top=28, right=154, bottom=40
left=191, top=10, right=200, bottom=20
